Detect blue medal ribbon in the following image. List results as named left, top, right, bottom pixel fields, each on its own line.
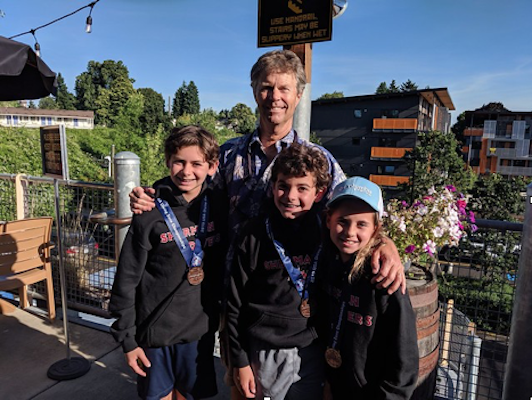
left=155, top=196, right=209, bottom=269
left=265, top=216, right=321, bottom=300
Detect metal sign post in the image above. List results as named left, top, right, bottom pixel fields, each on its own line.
left=40, top=124, right=91, bottom=380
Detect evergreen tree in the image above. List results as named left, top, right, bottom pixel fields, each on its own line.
left=400, top=79, right=418, bottom=92
left=172, top=82, right=187, bottom=118
left=185, top=81, right=200, bottom=115
left=375, top=82, right=388, bottom=94
left=138, top=88, right=171, bottom=135
left=388, top=80, right=400, bottom=93
left=229, top=103, right=256, bottom=135
left=56, top=73, right=76, bottom=110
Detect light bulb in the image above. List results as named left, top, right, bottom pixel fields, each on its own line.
left=85, top=15, right=92, bottom=34
left=34, top=42, right=41, bottom=57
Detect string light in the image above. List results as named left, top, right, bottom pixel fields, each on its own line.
left=9, top=0, right=100, bottom=46
left=31, top=30, right=40, bottom=57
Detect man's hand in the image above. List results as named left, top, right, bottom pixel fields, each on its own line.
left=371, top=238, right=406, bottom=295
left=129, top=186, right=156, bottom=214
left=125, top=347, right=151, bottom=377
left=234, top=366, right=256, bottom=398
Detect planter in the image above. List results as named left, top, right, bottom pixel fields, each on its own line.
left=406, top=264, right=440, bottom=400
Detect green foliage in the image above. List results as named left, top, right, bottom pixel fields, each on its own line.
left=451, top=111, right=467, bottom=145
left=399, top=130, right=477, bottom=200
left=469, top=174, right=529, bottom=221
left=38, top=96, right=58, bottom=109
left=400, top=79, right=418, bottom=92
left=0, top=101, right=20, bottom=107
left=375, top=82, right=388, bottom=94
left=56, top=73, right=76, bottom=110
left=75, top=60, right=135, bottom=126
left=172, top=81, right=201, bottom=117
left=175, top=109, right=240, bottom=146
left=138, top=88, right=171, bottom=135
left=309, top=132, right=322, bottom=145
left=388, top=80, right=400, bottom=93
left=438, top=274, right=515, bottom=333
left=136, top=124, right=167, bottom=186
left=317, top=91, right=344, bottom=100
left=228, top=103, right=256, bottom=135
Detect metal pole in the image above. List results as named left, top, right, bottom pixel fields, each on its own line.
left=47, top=179, right=91, bottom=380
left=113, top=152, right=140, bottom=258
left=502, top=182, right=532, bottom=400
left=293, top=82, right=311, bottom=141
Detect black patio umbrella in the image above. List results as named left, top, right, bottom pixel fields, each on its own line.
left=0, top=35, right=57, bottom=101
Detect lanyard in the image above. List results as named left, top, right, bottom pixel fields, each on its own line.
left=155, top=196, right=209, bottom=269
left=265, top=216, right=321, bottom=300
left=329, top=268, right=352, bottom=350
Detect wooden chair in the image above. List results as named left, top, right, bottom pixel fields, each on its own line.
left=0, top=217, right=56, bottom=320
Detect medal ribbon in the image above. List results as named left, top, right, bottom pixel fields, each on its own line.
left=155, top=196, right=209, bottom=269
left=329, top=272, right=352, bottom=350
left=265, top=216, right=321, bottom=300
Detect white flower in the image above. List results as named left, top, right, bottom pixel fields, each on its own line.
left=433, top=227, right=444, bottom=238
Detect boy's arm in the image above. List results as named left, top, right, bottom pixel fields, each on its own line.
left=223, top=236, right=252, bottom=369
left=109, top=217, right=150, bottom=352
left=372, top=291, right=419, bottom=400
left=370, top=236, right=406, bottom=295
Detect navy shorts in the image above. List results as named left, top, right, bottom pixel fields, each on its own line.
left=137, top=335, right=217, bottom=400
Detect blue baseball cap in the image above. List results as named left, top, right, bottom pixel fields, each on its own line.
left=327, top=177, right=384, bottom=218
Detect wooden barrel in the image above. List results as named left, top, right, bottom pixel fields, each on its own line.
left=407, top=267, right=440, bottom=400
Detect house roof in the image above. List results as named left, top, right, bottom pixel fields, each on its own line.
left=0, top=107, right=94, bottom=118
left=312, top=87, right=455, bottom=110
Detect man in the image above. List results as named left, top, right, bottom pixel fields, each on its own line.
left=129, top=49, right=405, bottom=399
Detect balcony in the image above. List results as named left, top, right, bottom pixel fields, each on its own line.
left=464, top=128, right=484, bottom=137
left=371, top=147, right=412, bottom=160
left=373, top=118, right=418, bottom=132
left=369, top=174, right=410, bottom=187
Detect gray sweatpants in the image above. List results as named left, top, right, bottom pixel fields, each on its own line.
left=248, top=340, right=325, bottom=400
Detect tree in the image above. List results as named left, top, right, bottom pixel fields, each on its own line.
left=469, top=174, right=529, bottom=221
left=172, top=81, right=200, bottom=118
left=229, top=103, right=256, bottom=135
left=138, top=88, right=171, bottom=135
left=56, top=73, right=76, bottom=110
left=317, top=91, right=344, bottom=100
left=75, top=60, right=135, bottom=125
left=28, top=101, right=37, bottom=109
left=399, top=130, right=477, bottom=201
left=38, top=97, right=58, bottom=109
left=451, top=112, right=468, bottom=145
left=184, top=81, right=200, bottom=115
left=475, top=102, right=508, bottom=113
left=388, top=80, right=400, bottom=93
left=400, top=79, right=418, bottom=92
left=375, top=82, right=388, bottom=94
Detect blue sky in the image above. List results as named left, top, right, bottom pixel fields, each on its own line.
left=2, top=0, right=531, bottom=123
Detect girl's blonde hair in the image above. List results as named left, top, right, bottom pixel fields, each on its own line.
left=326, top=202, right=384, bottom=283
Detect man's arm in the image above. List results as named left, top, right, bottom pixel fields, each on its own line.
left=129, top=186, right=156, bottom=214
left=370, top=237, right=406, bottom=295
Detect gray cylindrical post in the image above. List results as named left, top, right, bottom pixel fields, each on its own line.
left=114, top=152, right=140, bottom=257
left=502, top=182, right=532, bottom=400
left=293, top=83, right=311, bottom=141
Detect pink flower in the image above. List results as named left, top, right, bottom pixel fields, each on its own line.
left=469, top=211, right=476, bottom=223
left=445, top=185, right=456, bottom=192
left=405, top=245, right=416, bottom=254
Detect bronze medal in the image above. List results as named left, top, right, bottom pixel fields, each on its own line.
left=187, top=267, right=204, bottom=285
left=300, top=298, right=311, bottom=318
left=325, top=347, right=342, bottom=368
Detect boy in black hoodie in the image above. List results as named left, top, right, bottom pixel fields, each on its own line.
left=109, top=126, right=227, bottom=400
left=225, top=143, right=330, bottom=400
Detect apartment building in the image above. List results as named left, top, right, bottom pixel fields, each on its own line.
left=0, top=107, right=94, bottom=130
left=311, top=88, right=454, bottom=187
left=462, top=109, right=532, bottom=177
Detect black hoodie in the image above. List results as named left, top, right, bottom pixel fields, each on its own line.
left=109, top=176, right=227, bottom=353
left=225, top=204, right=323, bottom=368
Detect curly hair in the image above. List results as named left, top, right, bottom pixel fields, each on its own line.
left=271, top=143, right=330, bottom=191
left=164, top=125, right=219, bottom=166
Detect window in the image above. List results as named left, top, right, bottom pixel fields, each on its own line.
left=41, top=117, right=46, bottom=125
left=377, top=165, right=396, bottom=174
left=47, top=117, right=52, bottom=125
left=13, top=116, right=18, bottom=126
left=513, top=160, right=525, bottom=167
left=352, top=138, right=360, bottom=146
left=74, top=118, right=79, bottom=127
left=379, top=138, right=398, bottom=147
left=6, top=115, right=12, bottom=125
left=354, top=109, right=362, bottom=118
left=382, top=109, right=400, bottom=118
left=471, top=141, right=482, bottom=150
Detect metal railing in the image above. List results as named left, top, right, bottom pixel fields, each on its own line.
left=435, top=219, right=522, bottom=400
left=0, top=171, right=529, bottom=400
